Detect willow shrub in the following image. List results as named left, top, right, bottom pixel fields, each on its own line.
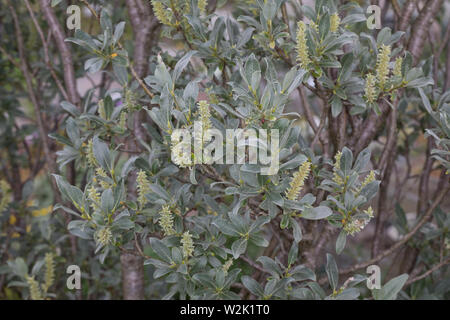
left=2, top=0, right=449, bottom=300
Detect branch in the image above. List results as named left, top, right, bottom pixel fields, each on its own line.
left=407, top=0, right=443, bottom=64
left=24, top=0, right=70, bottom=101
left=7, top=0, right=62, bottom=203
left=340, top=185, right=449, bottom=275
left=39, top=0, right=80, bottom=106
left=405, top=258, right=450, bottom=287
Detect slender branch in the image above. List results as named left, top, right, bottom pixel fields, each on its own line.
left=39, top=0, right=80, bottom=106
left=405, top=258, right=450, bottom=287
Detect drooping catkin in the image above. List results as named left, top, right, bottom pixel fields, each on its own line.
left=285, top=161, right=311, bottom=200
left=296, top=21, right=311, bottom=70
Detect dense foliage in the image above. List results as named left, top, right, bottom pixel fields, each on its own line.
left=0, top=0, right=449, bottom=300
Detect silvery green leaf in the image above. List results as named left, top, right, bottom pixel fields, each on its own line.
left=231, top=238, right=247, bottom=259
left=326, top=253, right=339, bottom=291
left=373, top=274, right=408, bottom=300
left=336, top=230, right=347, bottom=255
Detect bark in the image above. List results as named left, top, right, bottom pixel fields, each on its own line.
left=407, top=0, right=443, bottom=64
left=398, top=0, right=416, bottom=31
left=120, top=252, right=145, bottom=300
left=119, top=0, right=160, bottom=300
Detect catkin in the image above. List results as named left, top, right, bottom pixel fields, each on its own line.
left=296, top=21, right=311, bottom=70
left=43, top=253, right=55, bottom=293
left=285, top=161, right=311, bottom=200
left=375, top=44, right=391, bottom=90
left=181, top=231, right=194, bottom=258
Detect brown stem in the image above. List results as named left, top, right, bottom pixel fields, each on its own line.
left=39, top=0, right=80, bottom=106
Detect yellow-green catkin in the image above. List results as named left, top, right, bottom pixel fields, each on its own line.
left=171, top=130, right=192, bottom=168
left=159, top=205, right=175, bottom=236
left=333, top=151, right=344, bottom=185
left=309, top=20, right=319, bottom=33
left=393, top=57, right=403, bottom=78
left=376, top=44, right=391, bottom=90
left=26, top=276, right=43, bottom=300
left=0, top=179, right=11, bottom=213
left=198, top=100, right=212, bottom=131
left=198, top=0, right=207, bottom=14
left=343, top=206, right=374, bottom=236
left=88, top=185, right=101, bottom=211
left=296, top=21, right=311, bottom=70
left=96, top=167, right=110, bottom=189
left=119, top=111, right=127, bottom=130
left=222, top=258, right=233, bottom=274
left=285, top=161, right=311, bottom=200
left=98, top=99, right=106, bottom=119
left=86, top=139, right=97, bottom=167
left=330, top=13, right=340, bottom=32
left=151, top=0, right=173, bottom=26
left=125, top=89, right=137, bottom=111
left=360, top=170, right=376, bottom=190
left=136, top=170, right=150, bottom=208
left=181, top=231, right=194, bottom=258
left=364, top=73, right=377, bottom=103
left=364, top=206, right=374, bottom=218
left=43, top=253, right=55, bottom=293
left=95, top=227, right=112, bottom=246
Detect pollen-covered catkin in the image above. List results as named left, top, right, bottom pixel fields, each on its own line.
left=394, top=57, right=403, bottom=78
left=171, top=130, right=192, bottom=168
left=364, top=73, right=377, bottom=103
left=26, top=276, right=43, bottom=300
left=376, top=44, right=391, bottom=90
left=96, top=227, right=112, bottom=246
left=159, top=205, right=175, bottom=236
left=151, top=0, right=173, bottom=26
left=181, top=231, right=194, bottom=258
left=330, top=13, right=340, bottom=32
left=86, top=139, right=97, bottom=167
left=198, top=0, right=208, bottom=14
left=88, top=185, right=101, bottom=211
left=0, top=179, right=11, bottom=213
left=43, top=253, right=55, bottom=293
left=96, top=167, right=110, bottom=189
left=98, top=99, right=106, bottom=119
left=285, top=161, right=311, bottom=200
left=137, top=170, right=150, bottom=208
left=360, top=170, right=376, bottom=190
left=296, top=21, right=311, bottom=70
left=333, top=151, right=344, bottom=185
